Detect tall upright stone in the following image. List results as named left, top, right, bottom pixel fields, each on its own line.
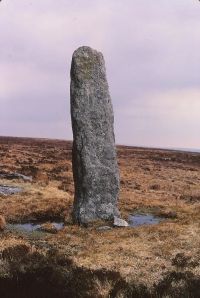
left=70, top=46, right=120, bottom=224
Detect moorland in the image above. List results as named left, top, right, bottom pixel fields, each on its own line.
left=0, top=136, right=199, bottom=297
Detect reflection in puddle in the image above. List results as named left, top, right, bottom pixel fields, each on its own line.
left=0, top=185, right=22, bottom=195
left=9, top=222, right=64, bottom=233
left=129, top=213, right=163, bottom=227
left=52, top=222, right=64, bottom=230
left=0, top=172, right=32, bottom=182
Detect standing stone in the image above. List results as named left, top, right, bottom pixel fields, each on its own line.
left=70, top=46, right=120, bottom=224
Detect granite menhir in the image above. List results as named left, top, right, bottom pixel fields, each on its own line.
left=70, top=46, right=120, bottom=224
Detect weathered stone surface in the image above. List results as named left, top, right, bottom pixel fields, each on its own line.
left=113, top=216, right=129, bottom=227
left=70, top=46, right=120, bottom=224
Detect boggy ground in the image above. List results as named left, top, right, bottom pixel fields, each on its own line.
left=0, top=136, right=199, bottom=297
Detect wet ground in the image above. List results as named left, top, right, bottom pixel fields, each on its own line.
left=0, top=185, right=22, bottom=196
left=7, top=222, right=64, bottom=233
left=129, top=213, right=163, bottom=226
left=0, top=171, right=32, bottom=182
left=0, top=137, right=199, bottom=297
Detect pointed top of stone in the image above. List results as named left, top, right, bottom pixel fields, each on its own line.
left=72, top=46, right=103, bottom=59
left=71, top=46, right=106, bottom=83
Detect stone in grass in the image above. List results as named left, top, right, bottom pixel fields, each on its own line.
left=113, top=216, right=129, bottom=227
left=0, top=215, right=6, bottom=231
left=70, top=46, right=120, bottom=224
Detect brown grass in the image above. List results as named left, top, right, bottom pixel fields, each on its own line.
left=0, top=215, right=6, bottom=231
left=0, top=181, right=72, bottom=223
left=0, top=137, right=199, bottom=296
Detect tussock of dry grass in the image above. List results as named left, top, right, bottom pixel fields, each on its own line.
left=0, top=137, right=199, bottom=296
left=0, top=180, right=72, bottom=222
left=0, top=215, right=6, bottom=231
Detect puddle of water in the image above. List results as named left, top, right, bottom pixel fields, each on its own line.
left=0, top=185, right=22, bottom=195
left=129, top=213, right=163, bottom=227
left=8, top=222, right=64, bottom=233
left=52, top=222, right=64, bottom=230
left=12, top=223, right=41, bottom=232
left=0, top=172, right=32, bottom=182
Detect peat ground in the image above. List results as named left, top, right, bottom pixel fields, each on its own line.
left=0, top=136, right=199, bottom=297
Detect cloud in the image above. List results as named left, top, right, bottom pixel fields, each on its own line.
left=1, top=0, right=200, bottom=148
left=115, top=88, right=200, bottom=148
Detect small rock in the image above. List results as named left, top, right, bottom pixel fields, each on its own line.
left=113, top=216, right=129, bottom=227
left=0, top=215, right=6, bottom=231
left=96, top=226, right=112, bottom=231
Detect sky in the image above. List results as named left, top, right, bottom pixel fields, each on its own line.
left=1, top=0, right=200, bottom=149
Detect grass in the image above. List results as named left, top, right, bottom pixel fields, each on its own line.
left=0, top=137, right=199, bottom=297
left=0, top=180, right=71, bottom=223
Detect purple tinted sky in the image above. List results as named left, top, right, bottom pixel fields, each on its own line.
left=1, top=0, right=200, bottom=149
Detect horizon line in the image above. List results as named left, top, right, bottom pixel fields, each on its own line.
left=0, top=134, right=199, bottom=154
